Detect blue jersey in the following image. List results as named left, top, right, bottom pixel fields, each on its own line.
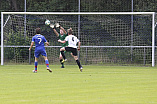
left=32, top=34, right=47, bottom=52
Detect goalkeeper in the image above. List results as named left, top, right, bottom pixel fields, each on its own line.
left=58, top=28, right=83, bottom=72
left=50, top=23, right=74, bottom=68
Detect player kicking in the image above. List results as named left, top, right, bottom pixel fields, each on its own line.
left=50, top=23, right=74, bottom=68
left=29, top=27, right=52, bottom=73
left=58, top=28, right=83, bottom=72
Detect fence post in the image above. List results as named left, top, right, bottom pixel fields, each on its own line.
left=29, top=50, right=31, bottom=64
left=143, top=47, right=146, bottom=66
left=85, top=47, right=88, bottom=65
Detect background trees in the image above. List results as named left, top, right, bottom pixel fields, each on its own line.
left=0, top=0, right=157, bottom=12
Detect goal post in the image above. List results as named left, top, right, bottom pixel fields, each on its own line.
left=1, top=12, right=4, bottom=65
left=1, top=12, right=156, bottom=66
left=152, top=12, right=156, bottom=67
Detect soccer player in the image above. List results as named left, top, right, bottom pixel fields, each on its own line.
left=50, top=23, right=74, bottom=68
left=58, top=28, right=83, bottom=72
left=29, top=27, right=52, bottom=73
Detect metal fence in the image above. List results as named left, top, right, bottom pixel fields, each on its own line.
left=1, top=12, right=156, bottom=66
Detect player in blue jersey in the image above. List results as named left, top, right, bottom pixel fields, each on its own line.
left=29, top=27, right=52, bottom=73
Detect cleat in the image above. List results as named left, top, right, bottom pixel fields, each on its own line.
left=61, top=66, right=64, bottom=68
left=32, top=70, right=37, bottom=73
left=61, top=59, right=67, bottom=63
left=79, top=67, right=83, bottom=72
left=47, top=68, right=52, bottom=73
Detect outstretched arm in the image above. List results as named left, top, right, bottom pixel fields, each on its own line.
left=50, top=24, right=59, bottom=37
left=53, top=28, right=59, bottom=37
left=56, top=23, right=67, bottom=34
left=58, top=39, right=66, bottom=43
left=60, top=26, right=67, bottom=34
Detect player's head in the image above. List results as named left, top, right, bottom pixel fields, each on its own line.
left=36, top=28, right=41, bottom=34
left=67, top=28, right=73, bottom=35
left=60, top=29, right=64, bottom=35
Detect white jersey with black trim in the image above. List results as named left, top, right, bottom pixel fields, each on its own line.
left=65, top=35, right=79, bottom=48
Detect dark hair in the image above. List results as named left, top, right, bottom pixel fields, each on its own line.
left=36, top=28, right=41, bottom=34
left=68, top=28, right=73, bottom=34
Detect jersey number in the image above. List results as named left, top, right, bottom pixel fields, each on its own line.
left=72, top=37, right=74, bottom=42
left=38, top=38, right=42, bottom=44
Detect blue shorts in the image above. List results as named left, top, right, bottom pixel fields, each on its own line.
left=34, top=50, right=47, bottom=58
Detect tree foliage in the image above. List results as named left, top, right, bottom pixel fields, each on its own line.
left=0, top=0, right=157, bottom=12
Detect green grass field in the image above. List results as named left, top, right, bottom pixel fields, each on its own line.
left=0, top=65, right=157, bottom=104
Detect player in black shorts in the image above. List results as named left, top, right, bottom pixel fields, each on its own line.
left=58, top=28, right=83, bottom=72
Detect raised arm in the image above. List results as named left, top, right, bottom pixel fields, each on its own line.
left=56, top=23, right=67, bottom=34
left=53, top=28, right=59, bottom=37
left=50, top=24, right=59, bottom=37
left=60, top=26, right=67, bottom=34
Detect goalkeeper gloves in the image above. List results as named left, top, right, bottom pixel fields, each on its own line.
left=50, top=24, right=55, bottom=29
left=50, top=23, right=60, bottom=29
left=55, top=23, right=60, bottom=28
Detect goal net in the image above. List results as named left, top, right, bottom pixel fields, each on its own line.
left=1, top=12, right=156, bottom=66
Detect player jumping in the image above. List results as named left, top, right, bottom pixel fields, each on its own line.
left=50, top=23, right=74, bottom=68
left=58, top=28, right=83, bottom=72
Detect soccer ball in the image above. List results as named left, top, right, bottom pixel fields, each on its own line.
left=45, top=20, right=50, bottom=25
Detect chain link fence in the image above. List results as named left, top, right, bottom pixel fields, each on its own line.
left=1, top=0, right=157, bottom=66
left=1, top=13, right=156, bottom=66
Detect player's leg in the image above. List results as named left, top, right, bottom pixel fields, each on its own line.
left=43, top=56, right=52, bottom=72
left=59, top=53, right=64, bottom=68
left=60, top=47, right=67, bottom=63
left=72, top=49, right=83, bottom=72
left=33, top=57, right=38, bottom=73
left=41, top=51, right=52, bottom=72
left=33, top=51, right=40, bottom=73
left=74, top=56, right=83, bottom=72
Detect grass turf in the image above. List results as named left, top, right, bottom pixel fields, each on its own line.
left=0, top=65, right=157, bottom=104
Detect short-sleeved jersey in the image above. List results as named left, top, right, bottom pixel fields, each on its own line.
left=58, top=33, right=68, bottom=47
left=65, top=35, right=79, bottom=48
left=32, top=34, right=47, bottom=52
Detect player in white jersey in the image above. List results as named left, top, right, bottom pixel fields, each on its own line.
left=58, top=28, right=83, bottom=72
left=50, top=23, right=74, bottom=68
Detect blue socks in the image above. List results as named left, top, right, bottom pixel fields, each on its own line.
left=45, top=60, right=49, bottom=68
left=35, top=61, right=38, bottom=71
